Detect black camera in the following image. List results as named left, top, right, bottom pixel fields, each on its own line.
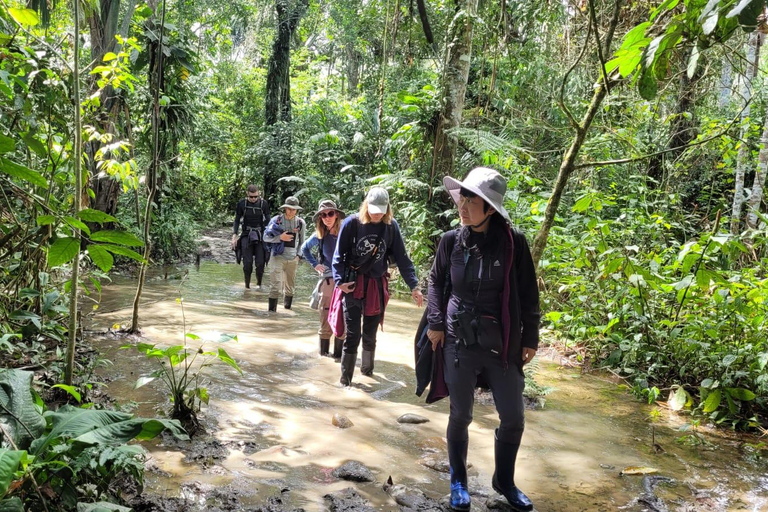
left=452, top=308, right=478, bottom=347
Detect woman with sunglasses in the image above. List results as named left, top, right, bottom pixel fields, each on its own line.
left=300, top=200, right=346, bottom=358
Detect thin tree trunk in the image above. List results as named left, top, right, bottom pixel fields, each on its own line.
left=430, top=0, right=478, bottom=187
left=264, top=0, right=308, bottom=200
left=747, top=106, right=768, bottom=229
left=731, top=32, right=760, bottom=234
left=130, top=0, right=167, bottom=333
left=719, top=57, right=732, bottom=109
left=65, top=0, right=83, bottom=386
left=345, top=41, right=360, bottom=97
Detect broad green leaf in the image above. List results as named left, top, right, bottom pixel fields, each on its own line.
left=8, top=8, right=39, bottom=26
left=52, top=384, right=82, bottom=403
left=9, top=310, right=41, bottom=329
left=638, top=67, right=658, bottom=100
left=0, top=158, right=47, bottom=188
left=65, top=216, right=91, bottom=235
left=703, top=389, right=721, bottom=413
left=0, top=370, right=47, bottom=450
left=216, top=333, right=238, bottom=342
left=102, top=52, right=118, bottom=62
left=196, top=387, right=209, bottom=405
left=726, top=388, right=756, bottom=401
left=36, top=215, right=55, bottom=226
left=47, top=237, right=80, bottom=267
left=21, top=132, right=46, bottom=158
left=0, top=133, right=14, bottom=153
left=217, top=348, right=242, bottom=375
left=89, top=230, right=144, bottom=247
left=78, top=208, right=118, bottom=224
left=100, top=244, right=146, bottom=263
left=30, top=405, right=188, bottom=456
left=87, top=244, right=114, bottom=273
left=722, top=354, right=737, bottom=366
left=668, top=387, right=688, bottom=411
left=185, top=333, right=201, bottom=340
left=0, top=449, right=24, bottom=495
left=0, top=496, right=24, bottom=512
left=572, top=195, right=592, bottom=213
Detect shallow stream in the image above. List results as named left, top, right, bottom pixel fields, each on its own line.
left=86, top=261, right=768, bottom=511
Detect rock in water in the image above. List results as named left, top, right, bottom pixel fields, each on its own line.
left=332, top=413, right=354, bottom=428
left=332, top=461, right=375, bottom=482
left=383, top=476, right=445, bottom=510
left=397, top=413, right=429, bottom=424
left=324, top=488, right=375, bottom=511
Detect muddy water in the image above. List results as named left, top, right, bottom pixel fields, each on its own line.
left=86, top=262, right=768, bottom=511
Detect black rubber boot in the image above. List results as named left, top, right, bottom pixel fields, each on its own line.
left=340, top=353, right=356, bottom=386
left=492, top=429, right=533, bottom=511
left=361, top=349, right=375, bottom=376
left=268, top=298, right=278, bottom=312
left=244, top=272, right=251, bottom=289
left=284, top=296, right=293, bottom=309
left=332, top=338, right=343, bottom=359
left=447, top=438, right=470, bottom=511
left=319, top=338, right=330, bottom=356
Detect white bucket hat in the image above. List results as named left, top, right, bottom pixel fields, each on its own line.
left=366, top=187, right=390, bottom=215
left=443, top=167, right=509, bottom=221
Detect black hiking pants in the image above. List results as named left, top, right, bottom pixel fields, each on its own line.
left=241, top=237, right=266, bottom=286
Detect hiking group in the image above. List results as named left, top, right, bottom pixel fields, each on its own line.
left=230, top=168, right=540, bottom=512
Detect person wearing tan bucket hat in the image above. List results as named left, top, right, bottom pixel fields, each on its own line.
left=424, top=167, right=540, bottom=511
left=263, top=196, right=306, bottom=312
left=300, top=199, right=346, bottom=358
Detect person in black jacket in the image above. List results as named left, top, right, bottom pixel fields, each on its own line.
left=231, top=184, right=270, bottom=290
left=426, top=167, right=540, bottom=512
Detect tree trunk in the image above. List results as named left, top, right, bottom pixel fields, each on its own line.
left=65, top=0, right=84, bottom=386
left=431, top=0, right=478, bottom=185
left=747, top=106, right=768, bottom=229
left=264, top=0, right=308, bottom=201
left=731, top=32, right=761, bottom=234
left=345, top=41, right=360, bottom=97
left=531, top=82, right=608, bottom=266
left=719, top=56, right=732, bottom=109
left=647, top=45, right=704, bottom=186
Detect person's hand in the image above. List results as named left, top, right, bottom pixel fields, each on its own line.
left=279, top=232, right=294, bottom=242
left=230, top=235, right=237, bottom=250
left=427, top=329, right=444, bottom=350
left=339, top=282, right=356, bottom=293
left=314, top=264, right=326, bottom=274
left=522, top=347, right=537, bottom=366
left=411, top=288, right=424, bottom=307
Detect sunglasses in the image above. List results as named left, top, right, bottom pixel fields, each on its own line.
left=319, top=211, right=337, bottom=219
left=247, top=194, right=259, bottom=199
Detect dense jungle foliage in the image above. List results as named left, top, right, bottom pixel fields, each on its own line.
left=4, top=0, right=768, bottom=507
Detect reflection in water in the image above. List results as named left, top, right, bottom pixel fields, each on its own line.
left=87, top=262, right=768, bottom=511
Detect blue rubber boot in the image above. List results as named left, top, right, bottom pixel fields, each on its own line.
left=492, top=429, right=533, bottom=511
left=447, top=439, right=470, bottom=511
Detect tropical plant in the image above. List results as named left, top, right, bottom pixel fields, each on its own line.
left=0, top=369, right=187, bottom=511
left=122, top=274, right=242, bottom=432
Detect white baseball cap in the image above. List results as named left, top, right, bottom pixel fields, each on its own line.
left=366, top=187, right=389, bottom=214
